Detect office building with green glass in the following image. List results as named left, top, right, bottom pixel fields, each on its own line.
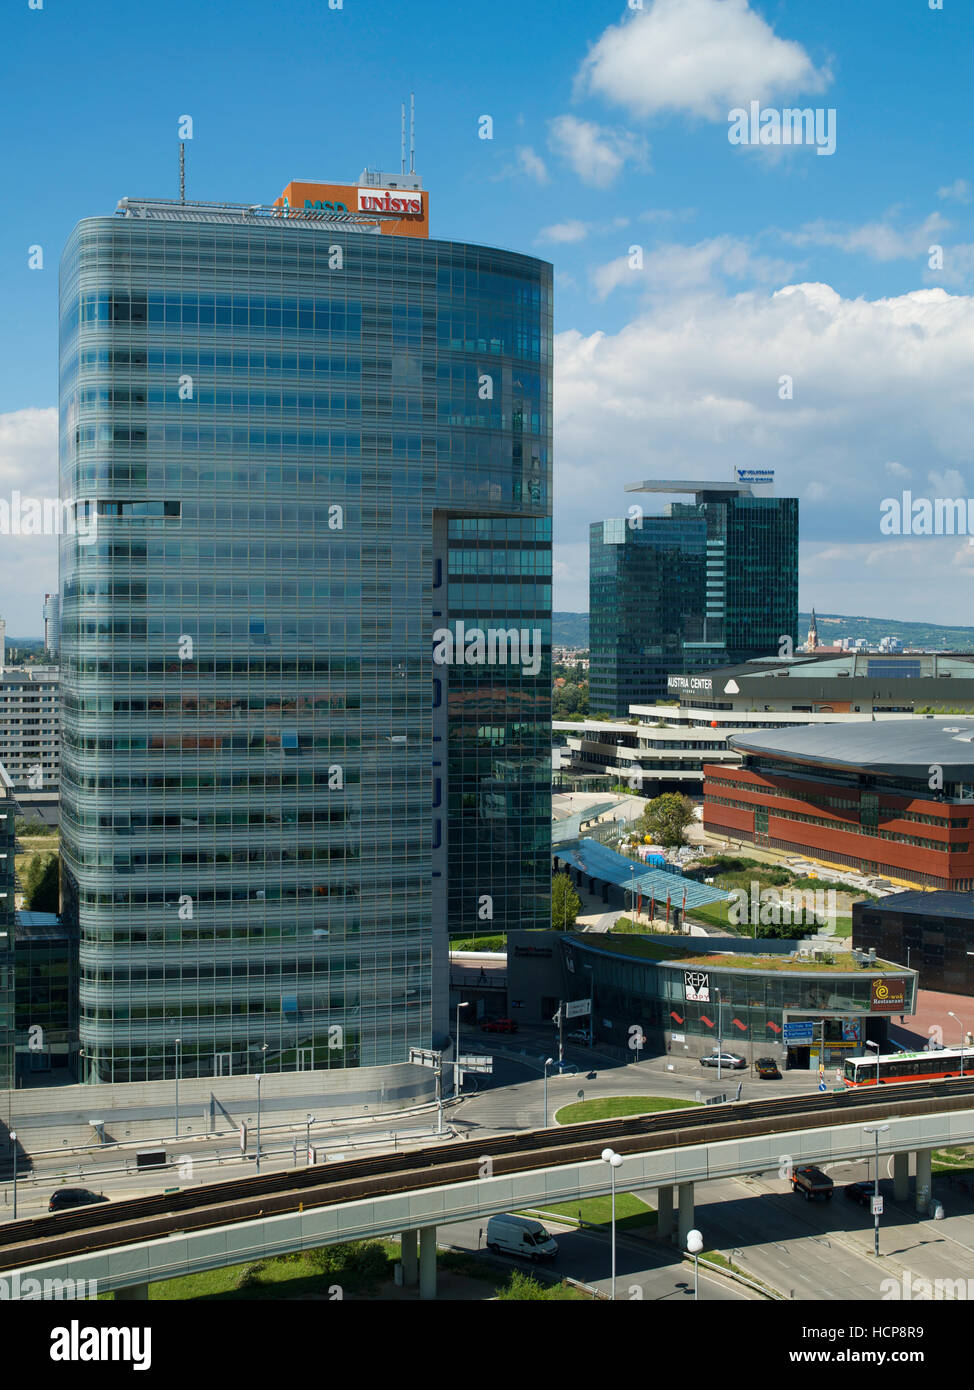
left=589, top=479, right=798, bottom=716
left=58, top=183, right=552, bottom=1084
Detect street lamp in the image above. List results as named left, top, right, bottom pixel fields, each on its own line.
left=306, top=1114, right=315, bottom=1164
left=174, top=1038, right=182, bottom=1139
left=686, top=1228, right=704, bottom=1301
left=947, top=1012, right=966, bottom=1076
left=455, top=1001, right=469, bottom=1096
left=864, top=1123, right=890, bottom=1257
left=865, top=1039, right=880, bottom=1088
left=9, top=1132, right=16, bottom=1219
left=601, top=1148, right=623, bottom=1299
left=543, top=1057, right=554, bottom=1127
left=254, top=1043, right=268, bottom=1172
left=715, top=988, right=723, bottom=1083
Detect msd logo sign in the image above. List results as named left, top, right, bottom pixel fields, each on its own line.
left=358, top=188, right=423, bottom=216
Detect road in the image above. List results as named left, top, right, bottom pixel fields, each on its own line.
left=438, top=1217, right=755, bottom=1300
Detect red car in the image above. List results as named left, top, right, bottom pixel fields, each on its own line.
left=482, top=1017, right=518, bottom=1034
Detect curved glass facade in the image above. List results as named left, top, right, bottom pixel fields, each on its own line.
left=560, top=936, right=916, bottom=1065
left=59, top=210, right=552, bottom=1083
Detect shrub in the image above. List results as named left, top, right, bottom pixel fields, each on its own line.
left=236, top=1261, right=268, bottom=1289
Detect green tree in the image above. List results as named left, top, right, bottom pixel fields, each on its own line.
left=25, top=854, right=59, bottom=913
left=552, top=872, right=582, bottom=931
left=638, top=793, right=696, bottom=848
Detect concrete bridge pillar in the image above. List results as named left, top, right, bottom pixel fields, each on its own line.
left=419, top=1224, right=437, bottom=1300
left=893, top=1152, right=909, bottom=1204
left=915, top=1148, right=933, bottom=1214
left=400, top=1229, right=418, bottom=1286
left=656, top=1184, right=674, bottom=1239
left=115, top=1282, right=148, bottom=1301
left=677, top=1181, right=695, bottom=1248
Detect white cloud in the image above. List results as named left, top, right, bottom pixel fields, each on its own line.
left=938, top=178, right=972, bottom=204
left=800, top=539, right=974, bottom=623
left=784, top=213, right=950, bottom=262
left=590, top=235, right=797, bottom=300
left=516, top=146, right=549, bottom=184
left=537, top=220, right=591, bottom=244
left=552, top=283, right=974, bottom=621
left=547, top=115, right=648, bottom=188
left=0, top=408, right=58, bottom=634
left=576, top=0, right=830, bottom=121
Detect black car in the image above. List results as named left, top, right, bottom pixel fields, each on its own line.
left=48, top=1187, right=109, bottom=1213
left=755, top=1057, right=781, bottom=1079
left=843, top=1181, right=874, bottom=1207
left=699, top=1052, right=747, bottom=1070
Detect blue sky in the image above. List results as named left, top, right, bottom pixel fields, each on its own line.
left=2, top=0, right=973, bottom=630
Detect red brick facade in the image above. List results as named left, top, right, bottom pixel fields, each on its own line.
left=703, top=763, right=974, bottom=889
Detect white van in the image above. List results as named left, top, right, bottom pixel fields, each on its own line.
left=486, top=1214, right=558, bottom=1261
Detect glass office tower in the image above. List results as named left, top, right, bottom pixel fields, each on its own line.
left=59, top=195, right=552, bottom=1083
left=588, top=516, right=707, bottom=716
left=590, top=484, right=798, bottom=716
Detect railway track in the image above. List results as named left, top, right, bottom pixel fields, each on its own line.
left=1, top=1078, right=972, bottom=1273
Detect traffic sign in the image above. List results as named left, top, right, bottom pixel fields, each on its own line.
left=818, top=1082, right=827, bottom=1092
left=457, top=1054, right=493, bottom=1074
left=871, top=1196, right=884, bottom=1216
left=565, top=998, right=592, bottom=1020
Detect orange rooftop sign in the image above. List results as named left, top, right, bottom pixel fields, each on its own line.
left=275, top=181, right=429, bottom=238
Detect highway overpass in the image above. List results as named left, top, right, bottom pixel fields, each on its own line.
left=2, top=1080, right=972, bottom=1300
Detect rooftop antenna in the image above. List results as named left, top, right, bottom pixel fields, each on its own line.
left=401, top=102, right=407, bottom=176
left=179, top=142, right=186, bottom=203
left=409, top=91, right=415, bottom=174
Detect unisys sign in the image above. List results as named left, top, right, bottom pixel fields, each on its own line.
left=357, top=188, right=423, bottom=217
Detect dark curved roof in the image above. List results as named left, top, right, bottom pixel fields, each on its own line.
left=728, top=719, right=974, bottom=779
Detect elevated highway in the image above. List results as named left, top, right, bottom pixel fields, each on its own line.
left=3, top=1079, right=972, bottom=1299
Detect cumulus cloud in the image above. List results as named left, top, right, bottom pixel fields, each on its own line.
left=537, top=220, right=591, bottom=244
left=590, top=235, right=797, bottom=300
left=576, top=0, right=830, bottom=121
left=938, top=178, right=972, bottom=204
left=516, top=146, right=549, bottom=184
left=784, top=213, right=951, bottom=262
left=0, top=408, right=58, bottom=634
left=547, top=115, right=648, bottom=188
left=552, top=283, right=974, bottom=621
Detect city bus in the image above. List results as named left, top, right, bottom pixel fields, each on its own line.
left=843, top=1046, right=974, bottom=1086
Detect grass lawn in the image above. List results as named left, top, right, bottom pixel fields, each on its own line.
left=520, top=1193, right=656, bottom=1232
left=555, top=1095, right=699, bottom=1124
left=131, top=1241, right=400, bottom=1300
left=450, top=935, right=506, bottom=952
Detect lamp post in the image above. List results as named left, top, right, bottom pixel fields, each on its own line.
left=455, top=1000, right=469, bottom=1096
left=948, top=1012, right=966, bottom=1076
left=686, top=1228, right=703, bottom=1300
left=9, top=1132, right=16, bottom=1219
left=255, top=1074, right=263, bottom=1172
left=254, top=1043, right=268, bottom=1172
left=630, top=863, right=637, bottom=929
left=601, top=1148, right=623, bottom=1299
left=174, top=1038, right=182, bottom=1139
left=543, top=1057, right=554, bottom=1127
left=306, top=1113, right=315, bottom=1164
left=864, top=1123, right=889, bottom=1257
left=716, top=987, right=723, bottom=1083
left=865, top=1039, right=880, bottom=1088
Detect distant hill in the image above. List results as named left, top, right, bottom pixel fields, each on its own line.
left=553, top=610, right=974, bottom=652
left=552, top=612, right=589, bottom=647
left=800, top=613, right=974, bottom=651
